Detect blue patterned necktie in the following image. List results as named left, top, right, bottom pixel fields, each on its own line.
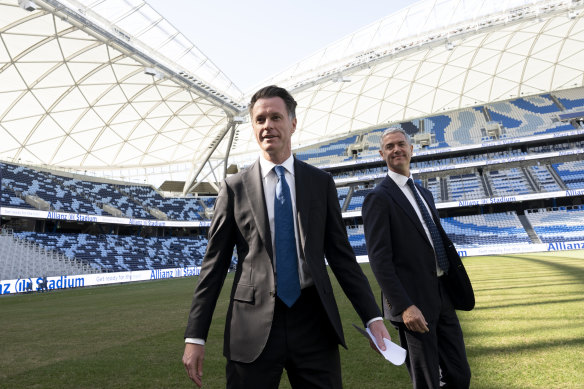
left=406, top=178, right=450, bottom=273
left=274, top=165, right=301, bottom=307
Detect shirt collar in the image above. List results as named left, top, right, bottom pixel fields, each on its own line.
left=387, top=169, right=412, bottom=188
left=259, top=154, right=295, bottom=179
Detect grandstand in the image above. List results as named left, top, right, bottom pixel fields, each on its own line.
left=1, top=0, right=584, bottom=292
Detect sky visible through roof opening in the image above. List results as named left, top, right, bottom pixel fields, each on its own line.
left=145, top=0, right=419, bottom=93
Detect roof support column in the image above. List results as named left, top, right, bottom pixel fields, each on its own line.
left=182, top=119, right=235, bottom=195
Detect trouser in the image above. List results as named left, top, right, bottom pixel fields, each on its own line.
left=394, top=278, right=471, bottom=389
left=226, top=286, right=342, bottom=389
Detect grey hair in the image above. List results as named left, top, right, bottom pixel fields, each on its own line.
left=379, top=127, right=411, bottom=147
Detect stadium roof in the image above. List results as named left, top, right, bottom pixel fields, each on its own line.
left=1, top=0, right=584, bottom=192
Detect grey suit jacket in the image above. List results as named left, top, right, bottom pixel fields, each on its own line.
left=185, top=157, right=381, bottom=363
left=362, top=176, right=473, bottom=322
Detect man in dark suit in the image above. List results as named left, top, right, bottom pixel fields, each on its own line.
left=183, top=85, right=390, bottom=388
left=362, top=127, right=473, bottom=389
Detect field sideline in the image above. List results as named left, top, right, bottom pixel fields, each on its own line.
left=1, top=251, right=583, bottom=388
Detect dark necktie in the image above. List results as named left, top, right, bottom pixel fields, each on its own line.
left=274, top=166, right=301, bottom=307
left=406, top=178, right=450, bottom=273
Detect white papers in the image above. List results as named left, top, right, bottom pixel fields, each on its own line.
left=352, top=324, right=407, bottom=366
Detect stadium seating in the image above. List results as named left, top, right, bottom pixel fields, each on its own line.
left=295, top=135, right=358, bottom=165
left=446, top=173, right=486, bottom=200
left=485, top=97, right=570, bottom=138
left=487, top=168, right=534, bottom=196
left=553, top=160, right=584, bottom=189
left=529, top=165, right=563, bottom=192
left=2, top=163, right=103, bottom=214
left=337, top=186, right=350, bottom=209
left=0, top=232, right=97, bottom=280
left=346, top=225, right=367, bottom=256
left=512, top=94, right=560, bottom=114
left=441, top=212, right=532, bottom=247
left=525, top=206, right=584, bottom=243
left=0, top=161, right=213, bottom=221
left=3, top=88, right=584, bottom=282
left=555, top=88, right=584, bottom=110
left=12, top=231, right=208, bottom=273
left=358, top=92, right=577, bottom=153
left=361, top=127, right=386, bottom=155
left=345, top=187, right=373, bottom=211
left=1, top=187, right=32, bottom=209
left=443, top=107, right=486, bottom=145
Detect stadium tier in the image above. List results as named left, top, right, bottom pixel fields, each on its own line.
left=555, top=88, right=584, bottom=110
left=446, top=173, right=486, bottom=201
left=529, top=165, right=563, bottom=192
left=0, top=233, right=97, bottom=280
left=1, top=89, right=583, bottom=283
left=337, top=186, right=350, bottom=210
left=441, top=212, right=532, bottom=247
left=525, top=206, right=584, bottom=243
left=487, top=168, right=534, bottom=196
left=426, top=177, right=442, bottom=201
left=1, top=161, right=210, bottom=221
left=346, top=212, right=534, bottom=254
left=553, top=160, right=584, bottom=189
left=295, top=135, right=358, bottom=165
left=346, top=225, right=367, bottom=256
left=345, top=187, right=373, bottom=212
left=11, top=232, right=207, bottom=274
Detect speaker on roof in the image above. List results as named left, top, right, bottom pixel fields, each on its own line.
left=18, top=0, right=38, bottom=11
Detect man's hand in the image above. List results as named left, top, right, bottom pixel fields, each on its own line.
left=402, top=305, right=429, bottom=333
left=368, top=319, right=391, bottom=352
left=183, top=343, right=205, bottom=387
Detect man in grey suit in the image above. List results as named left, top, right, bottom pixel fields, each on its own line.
left=362, top=127, right=473, bottom=389
left=183, top=85, right=390, bottom=388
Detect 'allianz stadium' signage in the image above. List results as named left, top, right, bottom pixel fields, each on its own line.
left=457, top=196, right=518, bottom=207
left=434, top=189, right=584, bottom=210
left=547, top=241, right=584, bottom=251
left=0, top=207, right=211, bottom=228
left=0, top=266, right=201, bottom=295
left=150, top=267, right=199, bottom=280
left=47, top=211, right=98, bottom=222
left=2, top=237, right=583, bottom=294
left=566, top=189, right=584, bottom=197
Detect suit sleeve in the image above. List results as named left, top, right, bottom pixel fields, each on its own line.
left=184, top=180, right=236, bottom=340
left=362, top=190, right=413, bottom=317
left=322, top=175, right=381, bottom=325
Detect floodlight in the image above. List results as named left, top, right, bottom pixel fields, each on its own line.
left=332, top=74, right=351, bottom=83
left=144, top=67, right=163, bottom=80
left=18, top=0, right=37, bottom=11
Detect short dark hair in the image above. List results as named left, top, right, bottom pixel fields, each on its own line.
left=380, top=127, right=411, bottom=147
left=249, top=85, right=297, bottom=120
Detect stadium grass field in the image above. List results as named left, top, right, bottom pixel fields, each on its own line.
left=1, top=250, right=583, bottom=389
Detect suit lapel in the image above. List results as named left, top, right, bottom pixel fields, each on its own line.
left=243, top=159, right=273, bottom=259
left=419, top=186, right=450, bottom=241
left=380, top=176, right=431, bottom=245
left=418, top=185, right=440, bottom=224
left=293, top=158, right=309, bottom=253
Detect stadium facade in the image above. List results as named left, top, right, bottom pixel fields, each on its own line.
left=1, top=0, right=583, bottom=293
